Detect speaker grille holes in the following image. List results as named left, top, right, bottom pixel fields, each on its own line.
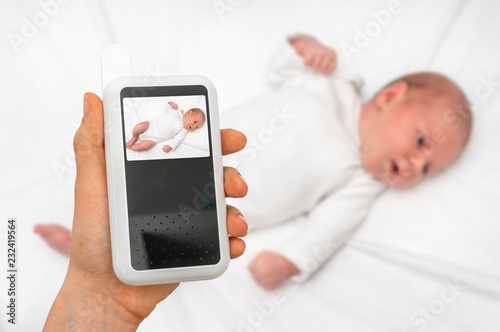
left=129, top=209, right=221, bottom=270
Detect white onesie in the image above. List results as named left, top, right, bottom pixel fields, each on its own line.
left=221, top=39, right=387, bottom=280
left=141, top=105, right=188, bottom=150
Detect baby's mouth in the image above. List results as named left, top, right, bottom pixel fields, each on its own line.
left=389, top=160, right=400, bottom=176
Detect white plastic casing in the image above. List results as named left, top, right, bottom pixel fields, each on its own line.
left=103, top=75, right=229, bottom=285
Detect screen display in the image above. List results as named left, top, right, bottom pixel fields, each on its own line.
left=123, top=95, right=209, bottom=161
left=120, top=85, right=220, bottom=270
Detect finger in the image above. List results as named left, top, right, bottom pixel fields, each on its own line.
left=312, top=53, right=324, bottom=70
left=221, top=129, right=247, bottom=156
left=224, top=167, right=248, bottom=198
left=326, top=57, right=337, bottom=75
left=226, top=205, right=248, bottom=238
left=325, top=51, right=337, bottom=74
left=229, top=237, right=246, bottom=259
left=319, top=55, right=332, bottom=74
left=73, top=93, right=108, bottom=217
left=320, top=50, right=335, bottom=74
left=74, top=93, right=106, bottom=180
left=303, top=52, right=316, bottom=66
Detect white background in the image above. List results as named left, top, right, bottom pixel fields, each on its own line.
left=0, top=0, right=499, bottom=331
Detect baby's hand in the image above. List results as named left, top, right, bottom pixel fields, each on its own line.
left=248, top=251, right=299, bottom=290
left=289, top=34, right=337, bottom=75
left=168, top=101, right=178, bottom=110
left=162, top=145, right=173, bottom=153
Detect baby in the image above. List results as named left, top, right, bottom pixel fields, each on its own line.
left=125, top=101, right=205, bottom=153
left=36, top=35, right=472, bottom=292
left=220, top=34, right=472, bottom=290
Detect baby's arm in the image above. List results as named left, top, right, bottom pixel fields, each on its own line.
left=289, top=34, right=337, bottom=75
left=162, top=129, right=188, bottom=152
left=249, top=169, right=385, bottom=290
left=267, top=33, right=344, bottom=91
left=168, top=101, right=178, bottom=110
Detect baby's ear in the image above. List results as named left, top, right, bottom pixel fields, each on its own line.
left=375, top=81, right=408, bottom=109
left=186, top=110, right=192, bottom=115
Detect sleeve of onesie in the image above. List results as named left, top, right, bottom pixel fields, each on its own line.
left=163, top=129, right=188, bottom=150
left=267, top=38, right=306, bottom=89
left=273, top=169, right=386, bottom=282
left=267, top=33, right=364, bottom=94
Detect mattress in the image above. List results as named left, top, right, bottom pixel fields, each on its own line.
left=0, top=0, right=499, bottom=331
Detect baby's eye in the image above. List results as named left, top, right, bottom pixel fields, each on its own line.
left=417, top=133, right=424, bottom=147
left=194, top=120, right=197, bottom=124
left=422, top=164, right=429, bottom=175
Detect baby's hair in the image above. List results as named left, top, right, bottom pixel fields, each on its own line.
left=189, top=108, right=206, bottom=125
left=382, top=72, right=471, bottom=117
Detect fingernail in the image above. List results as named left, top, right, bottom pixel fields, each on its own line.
left=237, top=214, right=246, bottom=222
left=83, top=93, right=90, bottom=118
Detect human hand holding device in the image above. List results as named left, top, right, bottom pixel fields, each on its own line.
left=289, top=34, right=337, bottom=75
left=43, top=93, right=248, bottom=331
left=106, top=75, right=232, bottom=284
left=248, top=250, right=299, bottom=290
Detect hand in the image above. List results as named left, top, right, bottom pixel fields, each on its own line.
left=168, top=101, right=178, bottom=110
left=43, top=93, right=249, bottom=331
left=248, top=251, right=299, bottom=290
left=289, top=34, right=337, bottom=75
left=162, top=145, right=173, bottom=153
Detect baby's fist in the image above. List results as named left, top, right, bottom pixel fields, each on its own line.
left=162, top=145, right=173, bottom=153
left=289, top=34, right=337, bottom=75
left=168, top=101, right=178, bottom=110
left=248, top=251, right=299, bottom=290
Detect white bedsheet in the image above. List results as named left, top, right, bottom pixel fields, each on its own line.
left=1, top=0, right=499, bottom=331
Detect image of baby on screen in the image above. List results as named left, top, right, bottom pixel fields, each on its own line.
left=122, top=95, right=210, bottom=161
left=126, top=101, right=205, bottom=153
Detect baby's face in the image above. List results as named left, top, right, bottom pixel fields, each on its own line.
left=183, top=111, right=205, bottom=132
left=360, top=94, right=470, bottom=188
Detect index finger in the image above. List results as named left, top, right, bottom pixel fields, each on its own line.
left=221, top=129, right=247, bottom=156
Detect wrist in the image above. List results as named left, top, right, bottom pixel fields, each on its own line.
left=43, top=269, right=143, bottom=332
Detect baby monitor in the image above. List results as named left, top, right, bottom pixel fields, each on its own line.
left=101, top=45, right=229, bottom=285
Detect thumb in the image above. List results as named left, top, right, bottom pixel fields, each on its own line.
left=73, top=93, right=108, bottom=213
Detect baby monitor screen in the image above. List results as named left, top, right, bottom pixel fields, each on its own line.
left=123, top=94, right=209, bottom=161
left=120, top=86, right=220, bottom=270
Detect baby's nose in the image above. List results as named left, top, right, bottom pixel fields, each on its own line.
left=409, top=152, right=428, bottom=173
